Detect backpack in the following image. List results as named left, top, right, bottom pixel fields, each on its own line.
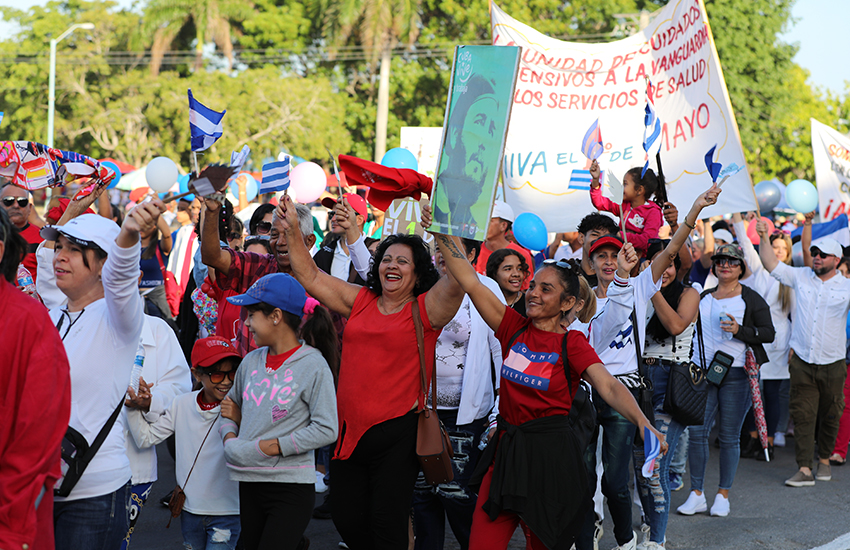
left=506, top=326, right=597, bottom=451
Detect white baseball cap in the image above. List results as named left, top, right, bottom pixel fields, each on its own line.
left=40, top=214, right=120, bottom=255
left=811, top=237, right=844, bottom=259
left=492, top=200, right=515, bottom=223
left=713, top=229, right=734, bottom=245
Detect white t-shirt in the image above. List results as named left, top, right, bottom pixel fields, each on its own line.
left=435, top=300, right=471, bottom=409
left=695, top=294, right=747, bottom=368
left=331, top=240, right=352, bottom=281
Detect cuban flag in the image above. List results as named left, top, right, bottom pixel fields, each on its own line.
left=188, top=89, right=225, bottom=152
left=642, top=82, right=662, bottom=177
left=568, top=169, right=592, bottom=191
left=261, top=158, right=291, bottom=194
left=704, top=144, right=723, bottom=183
left=641, top=426, right=661, bottom=478
left=581, top=118, right=604, bottom=160
left=791, top=213, right=850, bottom=248
left=501, top=342, right=559, bottom=390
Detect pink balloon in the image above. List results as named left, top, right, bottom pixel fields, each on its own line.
left=289, top=162, right=327, bottom=204
left=746, top=216, right=775, bottom=245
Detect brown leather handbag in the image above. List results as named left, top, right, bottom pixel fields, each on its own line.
left=411, top=300, right=454, bottom=485
left=166, top=412, right=220, bottom=527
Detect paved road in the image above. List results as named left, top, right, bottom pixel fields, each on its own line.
left=131, top=432, right=850, bottom=550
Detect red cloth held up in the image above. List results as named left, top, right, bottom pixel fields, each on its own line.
left=338, top=155, right=433, bottom=211
left=46, top=198, right=96, bottom=225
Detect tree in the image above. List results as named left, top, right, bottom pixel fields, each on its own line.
left=142, top=0, right=254, bottom=75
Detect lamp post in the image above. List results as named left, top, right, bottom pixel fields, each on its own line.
left=47, top=23, right=94, bottom=148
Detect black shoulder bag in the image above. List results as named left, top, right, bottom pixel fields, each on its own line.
left=663, top=313, right=708, bottom=426
left=506, top=327, right=597, bottom=452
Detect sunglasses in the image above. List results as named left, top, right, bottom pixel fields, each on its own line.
left=1, top=197, right=28, bottom=208
left=227, top=232, right=241, bottom=241
left=204, top=370, right=237, bottom=384
left=714, top=258, right=742, bottom=267
left=255, top=221, right=272, bottom=235
left=812, top=250, right=835, bottom=259
left=542, top=259, right=571, bottom=269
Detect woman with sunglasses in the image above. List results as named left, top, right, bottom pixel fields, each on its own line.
left=249, top=203, right=276, bottom=236
left=677, top=243, right=774, bottom=518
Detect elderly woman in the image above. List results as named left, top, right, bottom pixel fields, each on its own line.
left=35, top=189, right=165, bottom=550
left=276, top=195, right=465, bottom=550
left=677, top=243, right=774, bottom=518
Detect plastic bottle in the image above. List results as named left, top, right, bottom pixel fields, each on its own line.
left=719, top=306, right=733, bottom=341
left=129, top=345, right=145, bottom=393
left=16, top=265, right=36, bottom=295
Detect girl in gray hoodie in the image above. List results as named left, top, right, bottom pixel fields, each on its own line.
left=219, top=273, right=339, bottom=550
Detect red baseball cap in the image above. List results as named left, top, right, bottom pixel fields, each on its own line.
left=589, top=235, right=624, bottom=256
left=322, top=192, right=368, bottom=218
left=191, top=336, right=242, bottom=368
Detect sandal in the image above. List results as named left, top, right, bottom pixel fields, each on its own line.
left=829, top=453, right=846, bottom=466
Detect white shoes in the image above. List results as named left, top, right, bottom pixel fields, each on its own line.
left=611, top=531, right=637, bottom=550
left=710, top=494, right=730, bottom=517
left=637, top=543, right=665, bottom=550
left=774, top=432, right=786, bottom=447
left=315, top=471, right=328, bottom=493
left=676, top=491, right=707, bottom=515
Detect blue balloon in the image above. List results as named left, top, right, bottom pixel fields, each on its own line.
left=512, top=212, right=548, bottom=251
left=381, top=147, right=418, bottom=171
left=786, top=179, right=818, bottom=214
left=102, top=161, right=122, bottom=189
left=229, top=172, right=258, bottom=202
left=177, top=174, right=194, bottom=201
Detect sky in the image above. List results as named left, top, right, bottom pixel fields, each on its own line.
left=0, top=0, right=847, bottom=94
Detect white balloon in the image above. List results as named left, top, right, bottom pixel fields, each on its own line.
left=145, top=157, right=179, bottom=193
left=289, top=162, right=327, bottom=203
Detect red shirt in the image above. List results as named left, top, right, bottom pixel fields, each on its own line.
left=0, top=279, right=70, bottom=550
left=476, top=241, right=534, bottom=291
left=215, top=249, right=280, bottom=356
left=335, top=288, right=437, bottom=460
left=18, top=223, right=43, bottom=281
left=265, top=345, right=302, bottom=372
left=495, top=307, right=600, bottom=426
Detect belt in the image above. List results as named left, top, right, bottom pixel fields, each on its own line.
left=643, top=357, right=686, bottom=367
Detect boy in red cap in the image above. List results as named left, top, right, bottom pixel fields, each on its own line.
left=126, top=336, right=242, bottom=549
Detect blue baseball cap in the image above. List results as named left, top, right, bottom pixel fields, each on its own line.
left=226, top=273, right=307, bottom=317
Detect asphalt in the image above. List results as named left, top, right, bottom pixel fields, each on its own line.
left=130, top=431, right=850, bottom=550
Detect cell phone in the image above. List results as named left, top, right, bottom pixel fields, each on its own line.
left=706, top=350, right=734, bottom=386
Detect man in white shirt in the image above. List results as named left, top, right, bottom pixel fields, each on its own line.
left=315, top=193, right=369, bottom=284
left=758, top=228, right=850, bottom=487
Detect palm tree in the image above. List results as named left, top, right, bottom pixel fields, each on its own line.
left=142, top=0, right=254, bottom=76
left=315, top=0, right=421, bottom=161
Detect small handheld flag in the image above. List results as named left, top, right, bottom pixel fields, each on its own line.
left=642, top=82, right=662, bottom=178
left=568, top=169, right=592, bottom=191
left=581, top=119, right=604, bottom=160
left=261, top=158, right=291, bottom=194
left=641, top=426, right=661, bottom=478
left=230, top=145, right=250, bottom=173
left=188, top=89, right=226, bottom=152
left=704, top=145, right=723, bottom=183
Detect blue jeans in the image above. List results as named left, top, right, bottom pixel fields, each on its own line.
left=634, top=362, right=686, bottom=544
left=181, top=511, right=241, bottom=550
left=412, top=410, right=486, bottom=550
left=688, top=367, right=752, bottom=492
left=670, top=428, right=689, bottom=475
left=54, top=482, right=131, bottom=550
left=576, top=388, right=638, bottom=550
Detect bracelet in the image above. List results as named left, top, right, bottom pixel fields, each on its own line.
left=683, top=219, right=695, bottom=230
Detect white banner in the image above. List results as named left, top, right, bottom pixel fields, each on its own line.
left=812, top=118, right=850, bottom=221
left=491, top=0, right=756, bottom=231
left=400, top=127, right=444, bottom=180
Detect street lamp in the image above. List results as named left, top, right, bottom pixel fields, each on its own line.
left=47, top=23, right=94, bottom=148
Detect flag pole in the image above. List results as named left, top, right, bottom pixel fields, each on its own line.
left=192, top=151, right=201, bottom=176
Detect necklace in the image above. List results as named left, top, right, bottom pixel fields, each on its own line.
left=713, top=283, right=741, bottom=300
left=378, top=296, right=414, bottom=315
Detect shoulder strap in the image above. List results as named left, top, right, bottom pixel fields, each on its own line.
left=410, top=299, right=432, bottom=412
left=80, top=397, right=126, bottom=468
left=561, top=332, right=572, bottom=396
left=630, top=309, right=647, bottom=380
left=506, top=325, right=527, bottom=351
left=155, top=246, right=167, bottom=275
left=183, top=411, right=221, bottom=490
left=695, top=310, right=707, bottom=369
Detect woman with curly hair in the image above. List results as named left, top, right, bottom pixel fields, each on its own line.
left=486, top=248, right=529, bottom=316
left=276, top=195, right=465, bottom=550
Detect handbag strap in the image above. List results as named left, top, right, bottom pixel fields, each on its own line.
left=410, top=299, right=435, bottom=412
left=630, top=309, right=649, bottom=383
left=695, top=311, right=707, bottom=370
left=155, top=245, right=168, bottom=278
left=80, top=397, right=125, bottom=468
left=183, top=411, right=221, bottom=490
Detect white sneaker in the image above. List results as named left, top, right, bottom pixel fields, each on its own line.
left=315, top=471, right=328, bottom=493
left=639, top=523, right=650, bottom=545
left=774, top=432, right=786, bottom=447
left=676, top=491, right=707, bottom=515
left=637, top=542, right=665, bottom=550
left=710, top=494, right=730, bottom=517
left=592, top=519, right=604, bottom=550
left=612, top=531, right=637, bottom=550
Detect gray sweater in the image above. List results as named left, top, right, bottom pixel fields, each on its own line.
left=220, top=344, right=338, bottom=484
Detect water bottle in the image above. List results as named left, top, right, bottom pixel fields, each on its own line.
left=16, top=265, right=36, bottom=296
left=129, top=345, right=145, bottom=393
left=719, top=307, right=733, bottom=341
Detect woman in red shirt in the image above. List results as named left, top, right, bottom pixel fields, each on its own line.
left=276, top=195, right=465, bottom=550
left=427, top=221, right=665, bottom=550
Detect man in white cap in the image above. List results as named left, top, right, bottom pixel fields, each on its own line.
left=473, top=199, right=534, bottom=290
left=757, top=224, right=850, bottom=487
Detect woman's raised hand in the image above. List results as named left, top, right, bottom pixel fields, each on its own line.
left=756, top=218, right=770, bottom=238
left=420, top=201, right=434, bottom=230
left=124, top=197, right=165, bottom=236
left=616, top=242, right=638, bottom=278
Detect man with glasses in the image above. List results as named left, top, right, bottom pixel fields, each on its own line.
left=757, top=225, right=850, bottom=487
left=0, top=183, right=43, bottom=279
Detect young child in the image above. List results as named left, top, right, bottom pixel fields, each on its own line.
left=589, top=159, right=663, bottom=257
left=220, top=273, right=338, bottom=550
left=126, top=336, right=242, bottom=550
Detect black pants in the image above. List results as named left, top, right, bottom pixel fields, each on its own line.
left=238, top=482, right=314, bottom=550
left=331, top=411, right=419, bottom=550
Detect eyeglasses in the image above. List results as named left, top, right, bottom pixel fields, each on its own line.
left=227, top=232, right=241, bottom=241
left=1, top=197, right=28, bottom=208
left=543, top=259, right=571, bottom=269
left=204, top=370, right=237, bottom=384
left=714, top=258, right=742, bottom=267
left=255, top=221, right=272, bottom=235
left=812, top=250, right=834, bottom=259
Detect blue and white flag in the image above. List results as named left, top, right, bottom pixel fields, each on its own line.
left=641, top=426, right=661, bottom=478
left=568, top=169, right=592, bottom=191
left=791, top=213, right=850, bottom=247
left=261, top=158, right=291, bottom=194
left=704, top=144, right=722, bottom=183
left=642, top=82, right=661, bottom=178
left=188, top=89, right=225, bottom=152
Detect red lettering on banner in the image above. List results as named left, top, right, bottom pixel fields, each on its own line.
left=660, top=103, right=710, bottom=151
left=604, top=70, right=617, bottom=85
left=828, top=144, right=850, bottom=162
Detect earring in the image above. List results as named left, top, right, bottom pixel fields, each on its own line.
left=274, top=321, right=278, bottom=325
